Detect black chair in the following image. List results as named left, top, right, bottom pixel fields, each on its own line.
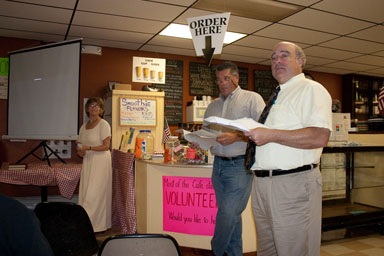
left=34, top=202, right=99, bottom=256
left=98, top=234, right=182, bottom=256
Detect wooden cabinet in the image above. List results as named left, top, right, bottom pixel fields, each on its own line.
left=342, top=74, right=383, bottom=121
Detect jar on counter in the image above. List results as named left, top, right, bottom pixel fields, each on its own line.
left=164, top=136, right=184, bottom=163
left=135, top=130, right=154, bottom=159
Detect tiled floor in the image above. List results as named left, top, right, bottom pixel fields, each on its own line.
left=96, top=229, right=384, bottom=256
left=320, top=235, right=384, bottom=256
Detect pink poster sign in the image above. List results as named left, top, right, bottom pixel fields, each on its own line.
left=163, top=176, right=217, bottom=236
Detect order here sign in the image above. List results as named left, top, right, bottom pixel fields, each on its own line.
left=187, top=12, right=230, bottom=57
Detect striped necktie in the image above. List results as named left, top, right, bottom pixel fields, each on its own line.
left=244, top=86, right=280, bottom=170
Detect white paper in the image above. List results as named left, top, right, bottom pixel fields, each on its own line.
left=183, top=129, right=219, bottom=150
left=204, top=116, right=266, bottom=132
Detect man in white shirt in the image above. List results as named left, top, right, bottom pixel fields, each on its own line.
left=244, top=42, right=332, bottom=256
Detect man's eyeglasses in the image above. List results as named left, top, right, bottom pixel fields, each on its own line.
left=90, top=104, right=100, bottom=108
left=216, top=76, right=233, bottom=84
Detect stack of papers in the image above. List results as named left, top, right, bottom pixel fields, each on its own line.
left=183, top=116, right=266, bottom=150
left=204, top=116, right=266, bottom=132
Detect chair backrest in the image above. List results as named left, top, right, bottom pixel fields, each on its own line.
left=98, top=234, right=182, bottom=256
left=34, top=202, right=99, bottom=256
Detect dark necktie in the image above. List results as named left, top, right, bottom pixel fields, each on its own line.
left=244, top=86, right=280, bottom=170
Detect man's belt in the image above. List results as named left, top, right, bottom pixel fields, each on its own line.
left=217, top=155, right=245, bottom=161
left=254, top=163, right=318, bottom=177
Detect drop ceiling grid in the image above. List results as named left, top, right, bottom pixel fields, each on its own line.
left=0, top=16, right=68, bottom=35
left=312, top=0, right=384, bottom=23
left=0, top=1, right=73, bottom=23
left=0, top=0, right=383, bottom=77
left=72, top=12, right=169, bottom=34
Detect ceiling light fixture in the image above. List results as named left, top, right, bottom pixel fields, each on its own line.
left=159, top=23, right=246, bottom=44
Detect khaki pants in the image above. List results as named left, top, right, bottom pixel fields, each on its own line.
left=251, top=166, right=322, bottom=256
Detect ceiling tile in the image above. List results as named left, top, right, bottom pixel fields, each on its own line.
left=280, top=9, right=373, bottom=35
left=357, top=68, right=384, bottom=76
left=79, top=38, right=142, bottom=50
left=152, top=0, right=196, bottom=7
left=254, top=24, right=338, bottom=45
left=148, top=35, right=194, bottom=50
left=216, top=54, right=265, bottom=64
left=73, top=12, right=168, bottom=34
left=0, top=16, right=67, bottom=35
left=0, top=28, right=65, bottom=43
left=68, top=26, right=153, bottom=44
left=305, top=66, right=350, bottom=75
left=192, top=0, right=303, bottom=22
left=77, top=0, right=186, bottom=22
left=373, top=51, right=384, bottom=57
left=226, top=15, right=271, bottom=34
left=319, top=37, right=384, bottom=54
left=347, top=55, right=384, bottom=67
left=0, top=1, right=72, bottom=23
left=305, top=56, right=336, bottom=66
left=174, top=8, right=214, bottom=24
left=313, top=0, right=384, bottom=23
left=348, top=25, right=384, bottom=44
left=234, top=35, right=310, bottom=50
left=304, top=46, right=362, bottom=60
left=324, top=61, right=379, bottom=72
left=140, top=44, right=196, bottom=57
left=15, top=0, right=77, bottom=9
left=279, top=0, right=319, bottom=7
left=222, top=45, right=271, bottom=59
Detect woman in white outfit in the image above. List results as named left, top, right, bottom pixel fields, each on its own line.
left=77, top=97, right=112, bottom=232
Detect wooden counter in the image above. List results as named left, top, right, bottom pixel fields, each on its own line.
left=135, top=160, right=257, bottom=252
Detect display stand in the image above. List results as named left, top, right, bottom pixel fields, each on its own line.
left=111, top=90, right=165, bottom=151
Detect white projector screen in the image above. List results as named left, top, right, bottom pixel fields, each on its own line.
left=6, top=39, right=81, bottom=140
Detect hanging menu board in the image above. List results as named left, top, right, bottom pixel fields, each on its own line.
left=238, top=67, right=249, bottom=90
left=153, top=59, right=183, bottom=125
left=254, top=69, right=278, bottom=101
left=189, top=62, right=248, bottom=96
left=189, top=62, right=217, bottom=96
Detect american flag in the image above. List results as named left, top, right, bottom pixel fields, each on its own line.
left=162, top=117, right=171, bottom=144
left=379, top=86, right=384, bottom=114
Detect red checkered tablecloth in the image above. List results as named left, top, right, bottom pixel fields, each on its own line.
left=0, top=163, right=82, bottom=199
left=111, top=150, right=137, bottom=234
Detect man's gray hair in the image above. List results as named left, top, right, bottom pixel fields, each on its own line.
left=216, top=61, right=239, bottom=76
left=295, top=44, right=306, bottom=68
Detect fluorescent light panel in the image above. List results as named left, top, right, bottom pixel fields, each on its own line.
left=160, top=23, right=246, bottom=44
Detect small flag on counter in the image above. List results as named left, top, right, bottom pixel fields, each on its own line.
left=162, top=117, right=171, bottom=144
left=378, top=86, right=384, bottom=113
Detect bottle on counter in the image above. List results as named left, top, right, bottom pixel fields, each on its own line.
left=135, top=130, right=154, bottom=159
left=164, top=136, right=184, bottom=163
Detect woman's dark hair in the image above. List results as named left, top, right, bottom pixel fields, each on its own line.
left=85, top=97, right=105, bottom=118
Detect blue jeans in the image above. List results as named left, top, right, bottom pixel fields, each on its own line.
left=211, top=156, right=253, bottom=256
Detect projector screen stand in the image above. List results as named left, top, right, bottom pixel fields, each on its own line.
left=16, top=140, right=66, bottom=166
left=16, top=140, right=66, bottom=202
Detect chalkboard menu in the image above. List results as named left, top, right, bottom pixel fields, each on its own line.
left=238, top=67, right=249, bottom=90
left=189, top=62, right=248, bottom=96
left=153, top=59, right=183, bottom=125
left=189, top=62, right=217, bottom=96
left=254, top=70, right=278, bottom=101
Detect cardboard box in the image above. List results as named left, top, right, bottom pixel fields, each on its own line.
left=114, top=84, right=132, bottom=90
